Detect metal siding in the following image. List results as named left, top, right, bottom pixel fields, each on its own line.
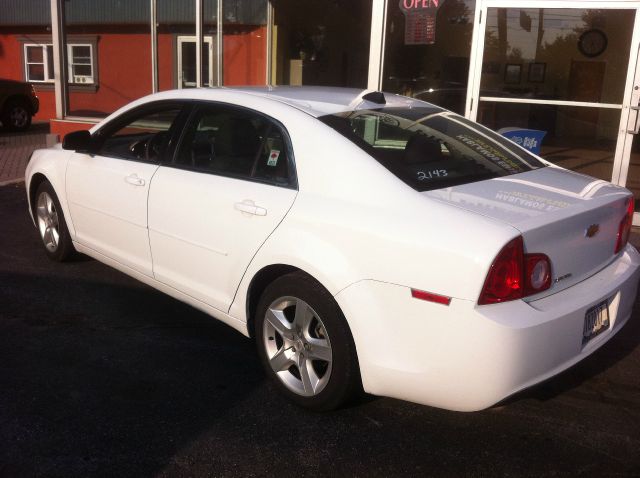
left=0, top=0, right=266, bottom=25
left=66, top=0, right=150, bottom=24
left=157, top=0, right=195, bottom=24
left=0, top=0, right=50, bottom=25
left=222, top=0, right=267, bottom=25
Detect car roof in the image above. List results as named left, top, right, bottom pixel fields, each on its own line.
left=142, top=86, right=431, bottom=118
left=226, top=86, right=429, bottom=117
left=92, top=86, right=440, bottom=135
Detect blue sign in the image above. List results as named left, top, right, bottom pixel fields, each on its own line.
left=498, top=128, right=546, bottom=155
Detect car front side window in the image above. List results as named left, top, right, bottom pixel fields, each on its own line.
left=175, top=105, right=293, bottom=187
left=96, top=106, right=183, bottom=163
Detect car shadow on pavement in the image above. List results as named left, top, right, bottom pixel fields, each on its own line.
left=3, top=184, right=640, bottom=476
left=0, top=269, right=265, bottom=477
left=0, top=184, right=266, bottom=476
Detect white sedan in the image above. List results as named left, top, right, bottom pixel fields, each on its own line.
left=26, top=87, right=640, bottom=411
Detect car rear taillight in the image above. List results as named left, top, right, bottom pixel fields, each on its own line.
left=524, top=254, right=551, bottom=295
left=479, top=236, right=551, bottom=305
left=614, top=197, right=634, bottom=254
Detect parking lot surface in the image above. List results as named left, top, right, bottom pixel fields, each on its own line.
left=0, top=123, right=49, bottom=185
left=1, top=182, right=640, bottom=477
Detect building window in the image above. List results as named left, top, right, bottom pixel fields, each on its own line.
left=24, top=44, right=55, bottom=83
left=23, top=42, right=96, bottom=86
left=67, top=44, right=95, bottom=84
left=270, top=0, right=370, bottom=88
left=177, top=36, right=216, bottom=88
left=382, top=0, right=476, bottom=115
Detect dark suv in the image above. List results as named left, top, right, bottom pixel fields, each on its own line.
left=0, top=79, right=40, bottom=131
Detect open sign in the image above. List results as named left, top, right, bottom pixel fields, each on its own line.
left=400, top=0, right=442, bottom=10
left=399, top=0, right=445, bottom=45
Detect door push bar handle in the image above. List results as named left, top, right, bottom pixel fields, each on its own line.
left=629, top=105, right=640, bottom=135
left=235, top=200, right=267, bottom=216
left=125, top=174, right=145, bottom=186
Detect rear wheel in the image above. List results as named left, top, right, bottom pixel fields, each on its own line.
left=2, top=99, right=31, bottom=131
left=34, top=181, right=75, bottom=262
left=255, top=272, right=361, bottom=411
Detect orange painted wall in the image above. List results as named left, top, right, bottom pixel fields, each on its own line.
left=0, top=33, right=57, bottom=121
left=68, top=33, right=153, bottom=116
left=224, top=26, right=267, bottom=86
left=157, top=33, right=176, bottom=92
left=0, top=34, right=22, bottom=77
left=1, top=26, right=267, bottom=125
left=32, top=90, right=56, bottom=120
left=50, top=119, right=94, bottom=139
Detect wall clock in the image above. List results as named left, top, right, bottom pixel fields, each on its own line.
left=578, top=29, right=608, bottom=58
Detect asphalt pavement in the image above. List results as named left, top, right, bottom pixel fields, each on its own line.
left=1, top=182, right=640, bottom=477
left=0, top=123, right=50, bottom=186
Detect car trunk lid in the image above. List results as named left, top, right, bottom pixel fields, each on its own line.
left=423, top=166, right=632, bottom=297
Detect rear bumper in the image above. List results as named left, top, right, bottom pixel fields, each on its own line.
left=335, top=245, right=640, bottom=411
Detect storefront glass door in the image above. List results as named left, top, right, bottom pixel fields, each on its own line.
left=618, top=35, right=640, bottom=223
left=382, top=0, right=477, bottom=115
left=467, top=1, right=640, bottom=221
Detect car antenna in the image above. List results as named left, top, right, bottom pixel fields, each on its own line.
left=362, top=91, right=386, bottom=105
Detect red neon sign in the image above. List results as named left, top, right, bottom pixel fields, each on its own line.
left=399, top=0, right=445, bottom=45
left=401, top=0, right=441, bottom=10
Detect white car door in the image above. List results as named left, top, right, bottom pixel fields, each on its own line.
left=148, top=103, right=297, bottom=312
left=66, top=103, right=185, bottom=277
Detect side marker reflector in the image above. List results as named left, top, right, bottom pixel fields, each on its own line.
left=411, top=289, right=451, bottom=306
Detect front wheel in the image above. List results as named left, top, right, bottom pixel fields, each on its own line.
left=255, top=272, right=361, bottom=411
left=34, top=181, right=75, bottom=261
left=2, top=100, right=32, bottom=131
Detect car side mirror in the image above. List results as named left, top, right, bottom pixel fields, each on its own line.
left=62, top=130, right=97, bottom=153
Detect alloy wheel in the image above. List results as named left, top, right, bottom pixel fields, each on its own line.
left=262, top=296, right=333, bottom=397
left=36, top=191, right=60, bottom=252
left=10, top=106, right=29, bottom=128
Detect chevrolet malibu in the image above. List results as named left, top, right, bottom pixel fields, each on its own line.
left=25, top=87, right=640, bottom=411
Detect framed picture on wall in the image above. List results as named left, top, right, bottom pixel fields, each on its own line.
left=504, top=64, right=521, bottom=84
left=528, top=62, right=546, bottom=83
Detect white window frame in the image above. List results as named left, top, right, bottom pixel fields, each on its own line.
left=466, top=0, right=640, bottom=224
left=177, top=36, right=215, bottom=88
left=24, top=43, right=54, bottom=83
left=367, top=0, right=388, bottom=90
left=23, top=41, right=96, bottom=86
left=66, top=43, right=95, bottom=85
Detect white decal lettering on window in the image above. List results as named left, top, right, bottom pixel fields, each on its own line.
left=417, top=169, right=448, bottom=180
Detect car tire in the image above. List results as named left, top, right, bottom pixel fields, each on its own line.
left=2, top=99, right=32, bottom=132
left=34, top=181, right=75, bottom=262
left=255, top=271, right=361, bottom=411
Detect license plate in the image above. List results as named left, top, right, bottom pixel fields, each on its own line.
left=583, top=300, right=610, bottom=344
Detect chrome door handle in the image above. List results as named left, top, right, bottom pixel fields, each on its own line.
left=125, top=174, right=145, bottom=186
left=234, top=200, right=267, bottom=216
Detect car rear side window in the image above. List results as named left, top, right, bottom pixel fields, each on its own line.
left=319, top=107, right=545, bottom=192
left=175, top=105, right=293, bottom=187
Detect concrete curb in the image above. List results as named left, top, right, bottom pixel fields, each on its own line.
left=0, top=178, right=25, bottom=187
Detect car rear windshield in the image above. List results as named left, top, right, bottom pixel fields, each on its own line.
left=319, top=107, right=546, bottom=192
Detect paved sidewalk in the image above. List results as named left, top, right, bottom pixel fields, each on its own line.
left=0, top=123, right=50, bottom=185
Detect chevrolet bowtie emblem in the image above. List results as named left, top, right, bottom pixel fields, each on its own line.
left=585, top=224, right=600, bottom=238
